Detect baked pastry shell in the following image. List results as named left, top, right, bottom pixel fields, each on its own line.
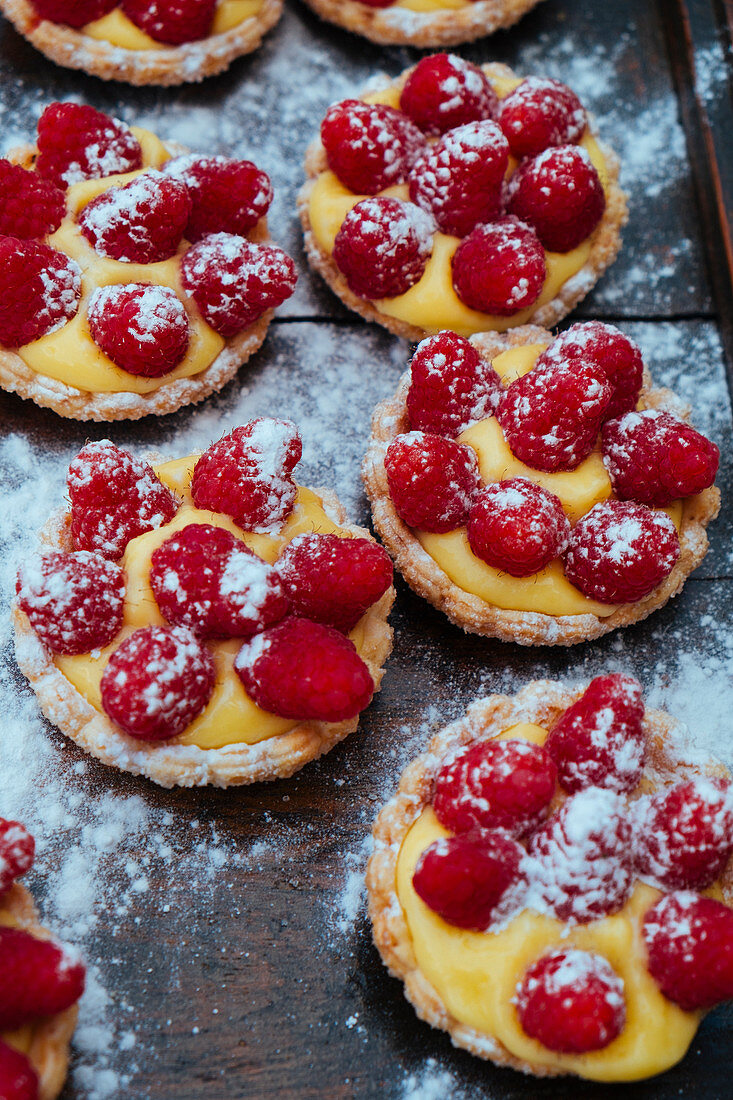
left=366, top=680, right=733, bottom=1078
left=13, top=488, right=395, bottom=788
left=362, top=324, right=721, bottom=647
left=0, top=0, right=283, bottom=85
left=298, top=62, right=628, bottom=343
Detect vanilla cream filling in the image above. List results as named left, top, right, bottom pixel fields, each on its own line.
left=82, top=1, right=265, bottom=50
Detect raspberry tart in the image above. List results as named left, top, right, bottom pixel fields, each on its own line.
left=368, top=677, right=733, bottom=1081
left=0, top=818, right=86, bottom=1100
left=0, top=0, right=283, bottom=85
left=299, top=57, right=627, bottom=342
left=363, top=323, right=720, bottom=645
left=300, top=0, right=543, bottom=48
left=0, top=103, right=297, bottom=421
left=13, top=420, right=395, bottom=787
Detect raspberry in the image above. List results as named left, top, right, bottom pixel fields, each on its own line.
left=78, top=171, right=191, bottom=264
left=529, top=788, right=634, bottom=922
left=101, top=625, right=215, bottom=740
left=515, top=949, right=625, bottom=1053
left=0, top=820, right=35, bottom=897
left=467, top=478, right=570, bottom=577
left=0, top=160, right=65, bottom=239
left=434, top=738, right=557, bottom=839
left=149, top=523, right=289, bottom=638
left=320, top=100, right=426, bottom=194
left=602, top=410, right=719, bottom=507
left=191, top=419, right=302, bottom=533
left=400, top=54, right=499, bottom=136
left=384, top=431, right=480, bottom=533
left=408, top=120, right=509, bottom=237
left=643, top=892, right=733, bottom=1011
left=406, top=331, right=502, bottom=438
left=564, top=500, right=680, bottom=604
left=451, top=217, right=546, bottom=316
left=181, top=233, right=296, bottom=337
left=35, top=103, right=142, bottom=189
left=16, top=551, right=125, bottom=655
left=412, top=833, right=524, bottom=931
left=88, top=284, right=190, bottom=377
left=121, top=0, right=216, bottom=44
left=0, top=927, right=85, bottom=1030
left=234, top=617, right=374, bottom=722
left=276, top=533, right=393, bottom=632
left=68, top=440, right=179, bottom=561
left=32, top=0, right=116, bottom=28
left=163, top=154, right=273, bottom=241
left=0, top=1040, right=38, bottom=1100
left=332, top=197, right=433, bottom=300
left=497, top=77, right=587, bottom=160
left=0, top=237, right=80, bottom=347
left=496, top=359, right=611, bottom=472
left=546, top=674, right=646, bottom=794
left=634, top=777, right=733, bottom=890
left=536, top=322, right=644, bottom=420
left=507, top=145, right=605, bottom=253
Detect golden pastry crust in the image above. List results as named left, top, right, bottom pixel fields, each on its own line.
left=0, top=0, right=283, bottom=85
left=367, top=680, right=733, bottom=1078
left=298, top=62, right=628, bottom=343
left=362, top=325, right=720, bottom=647
left=300, top=0, right=543, bottom=47
left=1, top=884, right=79, bottom=1100
left=13, top=489, right=395, bottom=789
left=0, top=142, right=279, bottom=422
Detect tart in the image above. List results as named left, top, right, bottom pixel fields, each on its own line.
left=0, top=103, right=297, bottom=421
left=13, top=420, right=395, bottom=788
left=299, top=0, right=544, bottom=48
left=0, top=0, right=283, bottom=86
left=362, top=323, right=720, bottom=646
left=0, top=818, right=86, bottom=1100
left=298, top=55, right=627, bottom=343
left=367, top=676, right=733, bottom=1081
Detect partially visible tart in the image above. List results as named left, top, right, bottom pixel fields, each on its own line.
left=299, top=0, right=544, bottom=48
left=362, top=323, right=720, bottom=646
left=13, top=419, right=395, bottom=788
left=299, top=57, right=627, bottom=342
left=0, top=0, right=283, bottom=85
left=367, top=677, right=733, bottom=1080
left=0, top=819, right=86, bottom=1100
left=0, top=103, right=297, bottom=421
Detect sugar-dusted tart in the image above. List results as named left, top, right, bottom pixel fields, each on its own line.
left=299, top=55, right=627, bottom=343
left=368, top=676, right=733, bottom=1080
left=0, top=102, right=297, bottom=421
left=13, top=419, right=395, bottom=788
left=363, top=323, right=720, bottom=646
left=0, top=0, right=283, bottom=85
left=300, top=0, right=543, bottom=48
left=0, top=818, right=86, bottom=1100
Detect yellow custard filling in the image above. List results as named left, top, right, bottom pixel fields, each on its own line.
left=308, top=81, right=610, bottom=336
left=414, top=344, right=684, bottom=618
left=54, top=457, right=371, bottom=750
left=83, top=0, right=264, bottom=49
left=18, top=128, right=226, bottom=395
left=395, top=723, right=707, bottom=1082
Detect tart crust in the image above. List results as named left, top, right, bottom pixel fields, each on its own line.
left=297, top=63, right=628, bottom=344
left=300, top=0, right=543, bottom=48
left=13, top=489, right=395, bottom=789
left=367, top=680, right=733, bottom=1078
left=1, top=884, right=79, bottom=1100
left=362, top=325, right=720, bottom=647
left=0, top=0, right=283, bottom=85
left=0, top=142, right=280, bottom=422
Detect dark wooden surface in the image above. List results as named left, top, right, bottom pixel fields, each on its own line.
left=0, top=1, right=732, bottom=1098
